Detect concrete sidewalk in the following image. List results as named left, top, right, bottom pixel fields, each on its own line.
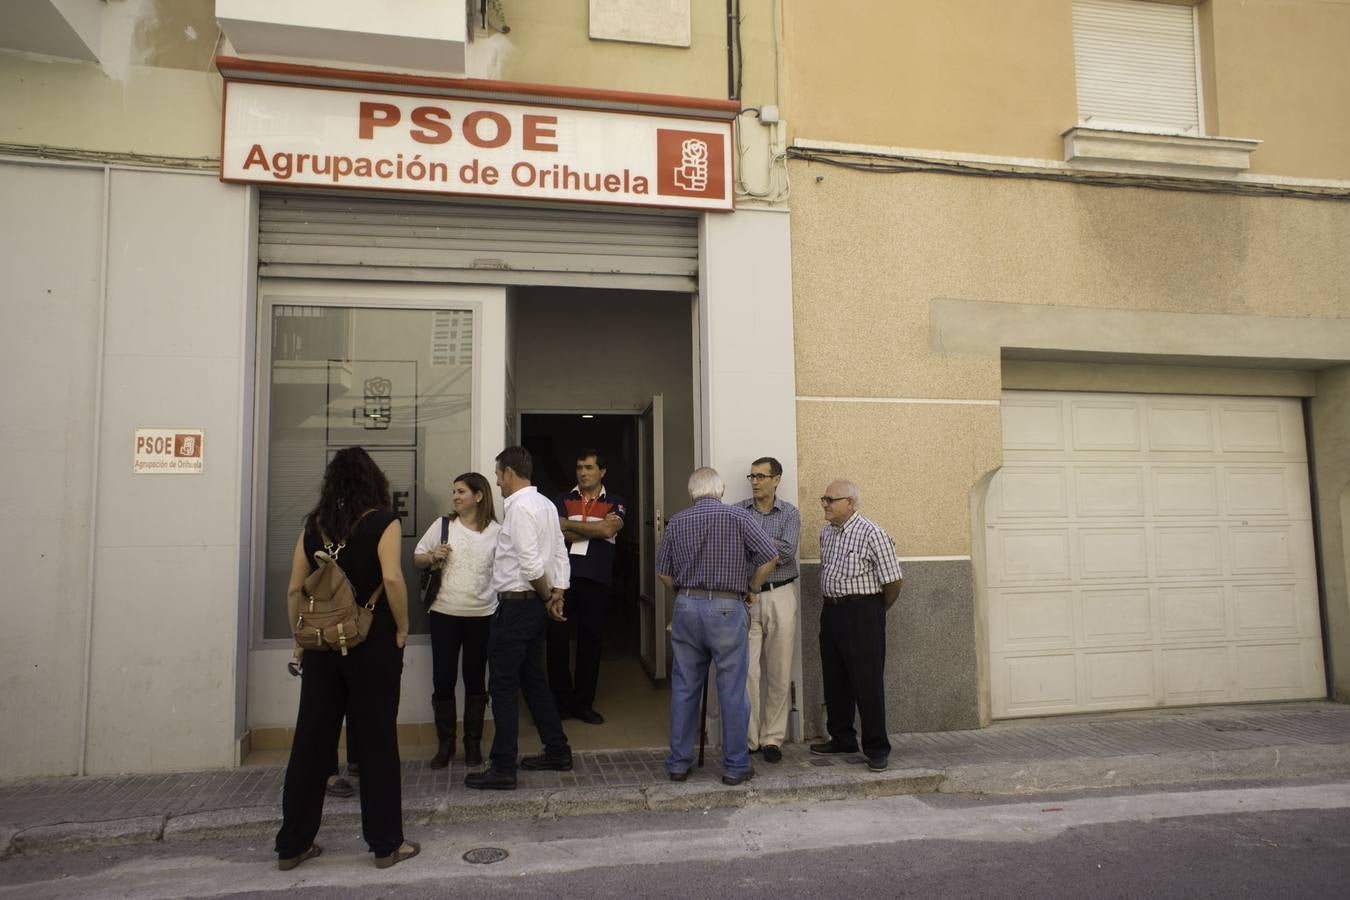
left=4, top=701, right=1350, bottom=858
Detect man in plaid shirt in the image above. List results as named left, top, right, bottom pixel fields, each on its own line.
left=657, top=467, right=779, bottom=785
left=810, top=478, right=904, bottom=771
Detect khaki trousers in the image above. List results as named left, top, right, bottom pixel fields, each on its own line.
left=746, top=580, right=798, bottom=750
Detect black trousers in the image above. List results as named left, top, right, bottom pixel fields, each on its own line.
left=275, top=631, right=404, bottom=858
left=819, top=594, right=891, bottom=759
left=430, top=611, right=491, bottom=701
left=546, top=577, right=608, bottom=711
left=487, top=596, right=570, bottom=773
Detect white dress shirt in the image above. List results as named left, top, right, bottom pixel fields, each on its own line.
left=489, top=485, right=571, bottom=596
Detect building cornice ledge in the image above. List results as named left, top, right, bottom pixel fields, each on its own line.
left=789, top=139, right=1350, bottom=199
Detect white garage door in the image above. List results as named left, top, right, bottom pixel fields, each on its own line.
left=987, top=391, right=1326, bottom=719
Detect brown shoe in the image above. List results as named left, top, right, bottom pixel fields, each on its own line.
left=278, top=844, right=322, bottom=871
left=374, top=841, right=420, bottom=869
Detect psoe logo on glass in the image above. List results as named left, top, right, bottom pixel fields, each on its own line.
left=656, top=129, right=726, bottom=200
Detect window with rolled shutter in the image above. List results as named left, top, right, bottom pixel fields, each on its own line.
left=1072, top=0, right=1203, bottom=135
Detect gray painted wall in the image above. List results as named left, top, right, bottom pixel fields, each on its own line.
left=0, top=161, right=105, bottom=778
left=0, top=161, right=251, bottom=777
left=799, top=559, right=980, bottom=738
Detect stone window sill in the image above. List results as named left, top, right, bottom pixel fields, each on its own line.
left=1062, top=127, right=1261, bottom=180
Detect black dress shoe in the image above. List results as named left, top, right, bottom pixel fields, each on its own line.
left=762, top=745, right=783, bottom=763
left=721, top=768, right=755, bottom=786
left=464, top=768, right=517, bottom=790
left=520, top=750, right=574, bottom=771
left=809, top=740, right=859, bottom=756
left=867, top=756, right=889, bottom=771
left=574, top=707, right=606, bottom=725
left=668, top=770, right=689, bottom=782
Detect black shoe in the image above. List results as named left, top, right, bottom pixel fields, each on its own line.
left=721, top=767, right=755, bottom=786
left=574, top=708, right=605, bottom=726
left=867, top=756, right=889, bottom=771
left=324, top=776, right=354, bottom=798
left=520, top=750, right=573, bottom=771
left=762, top=745, right=783, bottom=763
left=464, top=768, right=517, bottom=790
left=809, top=740, right=858, bottom=756
left=668, top=769, right=689, bottom=782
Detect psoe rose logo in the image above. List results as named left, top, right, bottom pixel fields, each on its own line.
left=174, top=433, right=203, bottom=458
left=656, top=129, right=725, bottom=199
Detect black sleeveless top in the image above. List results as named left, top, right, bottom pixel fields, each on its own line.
left=304, top=509, right=398, bottom=637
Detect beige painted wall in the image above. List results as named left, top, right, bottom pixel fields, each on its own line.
left=784, top=0, right=1350, bottom=180
left=1311, top=366, right=1350, bottom=702
left=1, top=0, right=778, bottom=163
left=789, top=162, right=1350, bottom=560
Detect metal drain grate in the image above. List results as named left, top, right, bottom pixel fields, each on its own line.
left=463, top=847, right=510, bottom=865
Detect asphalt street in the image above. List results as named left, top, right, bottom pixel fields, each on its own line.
left=3, top=781, right=1348, bottom=898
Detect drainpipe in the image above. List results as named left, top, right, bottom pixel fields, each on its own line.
left=78, top=166, right=112, bottom=777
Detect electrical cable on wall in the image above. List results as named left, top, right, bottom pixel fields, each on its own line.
left=789, top=147, right=1350, bottom=203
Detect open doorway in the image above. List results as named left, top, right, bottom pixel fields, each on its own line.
left=510, top=287, right=696, bottom=750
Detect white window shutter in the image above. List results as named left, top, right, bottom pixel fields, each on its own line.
left=1073, top=0, right=1201, bottom=135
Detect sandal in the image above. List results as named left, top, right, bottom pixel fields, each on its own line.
left=374, top=840, right=421, bottom=869
left=325, top=776, right=355, bottom=798
left=278, top=844, right=322, bottom=871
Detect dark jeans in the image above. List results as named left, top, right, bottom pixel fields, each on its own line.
left=546, top=577, right=608, bottom=711
left=819, top=594, right=891, bottom=760
left=487, top=596, right=570, bottom=774
left=430, top=611, right=491, bottom=701
left=276, top=631, right=405, bottom=858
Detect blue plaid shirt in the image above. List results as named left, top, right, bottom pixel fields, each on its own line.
left=657, top=497, right=778, bottom=594
left=737, top=496, right=800, bottom=583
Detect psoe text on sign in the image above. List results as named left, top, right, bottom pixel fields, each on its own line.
left=134, top=428, right=205, bottom=475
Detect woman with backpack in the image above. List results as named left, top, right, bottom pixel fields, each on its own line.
left=275, top=447, right=419, bottom=871
left=413, top=472, right=500, bottom=769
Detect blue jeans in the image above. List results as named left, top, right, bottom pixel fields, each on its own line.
left=666, top=592, right=752, bottom=778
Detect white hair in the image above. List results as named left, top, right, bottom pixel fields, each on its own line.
left=688, top=466, right=725, bottom=500
left=831, top=478, right=861, bottom=508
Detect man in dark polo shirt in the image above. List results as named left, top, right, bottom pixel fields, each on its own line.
left=549, top=449, right=626, bottom=725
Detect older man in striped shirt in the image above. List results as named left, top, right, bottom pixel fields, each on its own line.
left=811, top=478, right=904, bottom=771
left=657, top=467, right=779, bottom=786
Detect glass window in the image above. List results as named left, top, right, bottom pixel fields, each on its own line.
left=262, top=304, right=475, bottom=639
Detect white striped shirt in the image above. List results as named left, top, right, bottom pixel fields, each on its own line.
left=819, top=512, right=903, bottom=598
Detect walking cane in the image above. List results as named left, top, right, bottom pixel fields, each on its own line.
left=697, top=678, right=709, bottom=768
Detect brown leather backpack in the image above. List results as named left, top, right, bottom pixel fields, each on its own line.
left=290, top=540, right=384, bottom=655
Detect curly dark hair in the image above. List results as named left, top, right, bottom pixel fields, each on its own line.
left=304, top=447, right=392, bottom=543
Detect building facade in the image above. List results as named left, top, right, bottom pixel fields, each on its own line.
left=1, top=0, right=797, bottom=779
left=784, top=0, right=1350, bottom=733
left=3, top=0, right=1348, bottom=780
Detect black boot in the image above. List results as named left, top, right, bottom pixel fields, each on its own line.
left=429, top=698, right=457, bottom=769
left=462, top=693, right=488, bottom=768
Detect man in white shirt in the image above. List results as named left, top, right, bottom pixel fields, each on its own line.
left=465, top=446, right=574, bottom=791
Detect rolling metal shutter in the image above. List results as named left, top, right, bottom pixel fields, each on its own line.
left=258, top=191, right=700, bottom=291
left=1072, top=0, right=1202, bottom=135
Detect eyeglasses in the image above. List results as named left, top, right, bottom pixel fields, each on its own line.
left=746, top=473, right=776, bottom=482
left=820, top=496, right=849, bottom=505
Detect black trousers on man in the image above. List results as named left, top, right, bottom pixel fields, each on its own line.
left=546, top=577, right=607, bottom=713
left=276, top=631, right=404, bottom=858
left=487, top=594, right=570, bottom=774
left=819, top=593, right=891, bottom=760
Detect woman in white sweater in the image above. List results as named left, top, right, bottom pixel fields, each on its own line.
left=413, top=472, right=500, bottom=768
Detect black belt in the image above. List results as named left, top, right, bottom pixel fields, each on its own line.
left=822, top=592, right=881, bottom=607
left=762, top=577, right=797, bottom=592
left=498, top=590, right=536, bottom=600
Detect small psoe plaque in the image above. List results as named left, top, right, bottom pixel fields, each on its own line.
left=134, top=428, right=205, bottom=474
